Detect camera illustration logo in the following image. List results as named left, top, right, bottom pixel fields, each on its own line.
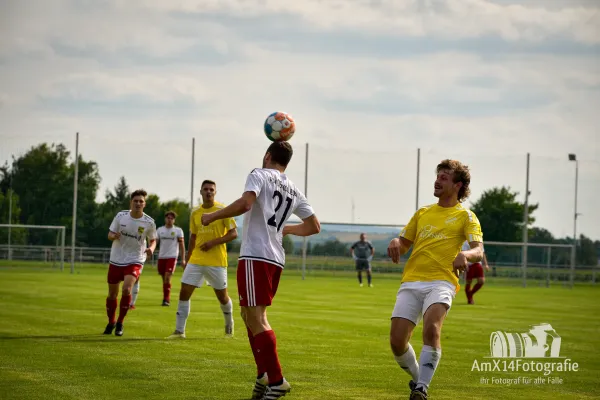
left=490, top=323, right=562, bottom=358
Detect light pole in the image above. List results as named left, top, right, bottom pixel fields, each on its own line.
left=568, top=154, right=578, bottom=288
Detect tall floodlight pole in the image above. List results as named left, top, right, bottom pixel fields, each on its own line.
left=568, top=154, right=579, bottom=289
left=70, top=132, right=79, bottom=274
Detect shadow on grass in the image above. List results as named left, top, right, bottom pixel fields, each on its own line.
left=0, top=334, right=222, bottom=342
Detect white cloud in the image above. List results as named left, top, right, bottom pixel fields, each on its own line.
left=137, top=0, right=600, bottom=43
left=39, top=72, right=211, bottom=104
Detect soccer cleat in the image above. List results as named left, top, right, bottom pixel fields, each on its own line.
left=166, top=330, right=186, bottom=339
left=468, top=297, right=475, bottom=305
left=225, top=323, right=234, bottom=337
left=129, top=304, right=136, bottom=310
left=369, top=283, right=374, bottom=288
left=410, top=387, right=428, bottom=400
left=103, top=323, right=115, bottom=335
left=251, top=373, right=268, bottom=399
left=359, top=283, right=363, bottom=287
left=409, top=380, right=417, bottom=391
left=162, top=300, right=170, bottom=307
left=115, top=323, right=124, bottom=337
left=262, top=379, right=291, bottom=399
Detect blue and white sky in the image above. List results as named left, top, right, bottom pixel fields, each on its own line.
left=1, top=0, right=599, bottom=240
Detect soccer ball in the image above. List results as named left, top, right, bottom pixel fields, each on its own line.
left=264, top=111, right=295, bottom=142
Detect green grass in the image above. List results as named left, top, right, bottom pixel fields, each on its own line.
left=1, top=263, right=599, bottom=400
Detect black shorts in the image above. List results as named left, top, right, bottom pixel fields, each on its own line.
left=355, top=260, right=371, bottom=271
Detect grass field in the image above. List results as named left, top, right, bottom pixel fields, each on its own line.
left=1, top=263, right=599, bottom=400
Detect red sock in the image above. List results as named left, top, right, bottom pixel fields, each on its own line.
left=106, top=298, right=117, bottom=324
left=254, top=330, right=283, bottom=385
left=465, top=284, right=472, bottom=298
left=471, top=283, right=483, bottom=296
left=117, top=295, right=132, bottom=323
left=247, top=327, right=266, bottom=376
left=163, top=283, right=171, bottom=302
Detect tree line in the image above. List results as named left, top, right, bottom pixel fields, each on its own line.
left=0, top=143, right=598, bottom=266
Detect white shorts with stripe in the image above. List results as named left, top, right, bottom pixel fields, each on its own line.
left=181, top=264, right=228, bottom=290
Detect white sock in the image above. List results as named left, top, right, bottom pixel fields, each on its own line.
left=394, top=343, right=419, bottom=383
left=176, top=300, right=190, bottom=333
left=130, top=281, right=140, bottom=305
left=220, top=298, right=233, bottom=326
left=417, top=345, right=442, bottom=393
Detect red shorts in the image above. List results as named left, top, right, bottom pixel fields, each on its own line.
left=466, top=262, right=484, bottom=280
left=157, top=258, right=177, bottom=275
left=237, top=259, right=282, bottom=307
left=107, top=264, right=142, bottom=284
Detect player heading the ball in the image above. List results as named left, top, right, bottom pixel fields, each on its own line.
left=201, top=141, right=321, bottom=400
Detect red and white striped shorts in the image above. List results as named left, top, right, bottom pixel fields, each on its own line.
left=237, top=259, right=282, bottom=307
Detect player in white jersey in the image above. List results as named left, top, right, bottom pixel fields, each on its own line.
left=104, top=189, right=157, bottom=337
left=155, top=211, right=186, bottom=306
left=201, top=141, right=321, bottom=400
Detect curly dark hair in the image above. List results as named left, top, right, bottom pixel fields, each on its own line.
left=436, top=159, right=471, bottom=202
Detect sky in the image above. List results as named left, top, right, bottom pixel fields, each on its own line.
left=1, top=0, right=599, bottom=240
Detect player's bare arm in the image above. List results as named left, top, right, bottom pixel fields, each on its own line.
left=199, top=228, right=238, bottom=251
left=387, top=237, right=413, bottom=264
left=145, top=239, right=157, bottom=257
left=202, top=192, right=257, bottom=226
left=282, top=215, right=321, bottom=237
left=186, top=234, right=196, bottom=265
left=482, top=252, right=490, bottom=271
left=178, top=237, right=186, bottom=267
left=108, top=231, right=121, bottom=241
left=453, top=241, right=483, bottom=274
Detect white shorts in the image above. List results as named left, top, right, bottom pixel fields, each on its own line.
left=181, top=264, right=228, bottom=290
left=391, top=281, right=456, bottom=325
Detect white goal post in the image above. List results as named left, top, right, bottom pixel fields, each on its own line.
left=0, top=224, right=66, bottom=272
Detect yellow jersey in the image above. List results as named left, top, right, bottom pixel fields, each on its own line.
left=189, top=203, right=237, bottom=267
left=400, top=203, right=483, bottom=288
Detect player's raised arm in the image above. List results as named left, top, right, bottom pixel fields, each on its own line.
left=282, top=214, right=320, bottom=237
left=201, top=191, right=257, bottom=226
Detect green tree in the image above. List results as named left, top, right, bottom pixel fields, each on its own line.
left=0, top=190, right=27, bottom=245
left=470, top=187, right=538, bottom=242
left=0, top=144, right=101, bottom=246
left=577, top=234, right=597, bottom=266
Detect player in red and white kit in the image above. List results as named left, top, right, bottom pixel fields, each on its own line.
left=104, top=189, right=157, bottom=337
left=156, top=211, right=186, bottom=306
left=201, top=141, right=321, bottom=400
left=462, top=240, right=490, bottom=304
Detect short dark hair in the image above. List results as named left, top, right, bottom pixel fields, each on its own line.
left=436, top=159, right=471, bottom=202
left=201, top=180, right=216, bottom=188
left=266, top=141, right=293, bottom=167
left=165, top=210, right=177, bottom=218
left=130, top=189, right=147, bottom=199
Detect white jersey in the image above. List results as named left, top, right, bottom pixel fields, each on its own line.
left=240, top=168, right=314, bottom=268
left=462, top=241, right=485, bottom=266
left=109, top=211, right=157, bottom=267
left=157, top=226, right=184, bottom=259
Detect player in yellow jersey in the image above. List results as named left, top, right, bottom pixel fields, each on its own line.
left=387, top=159, right=484, bottom=400
left=167, top=180, right=238, bottom=338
